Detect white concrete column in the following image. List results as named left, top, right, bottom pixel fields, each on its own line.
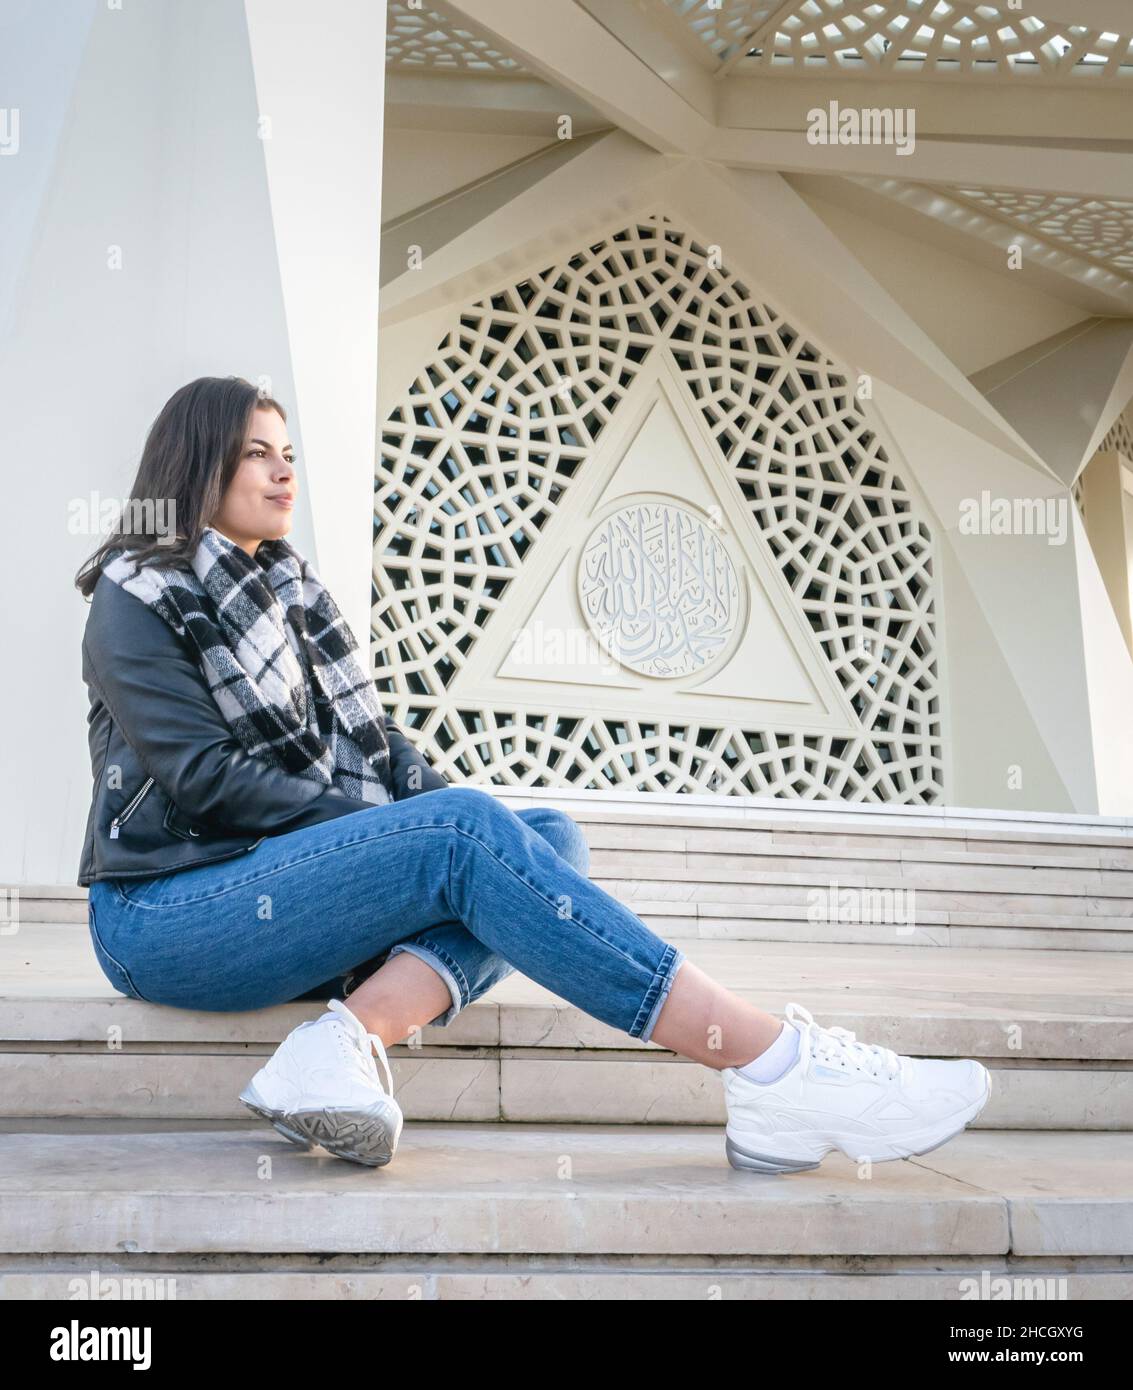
left=244, top=0, right=387, bottom=648
left=0, top=0, right=386, bottom=886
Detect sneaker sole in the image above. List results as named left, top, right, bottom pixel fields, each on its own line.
left=239, top=1083, right=315, bottom=1151
left=286, top=1103, right=403, bottom=1167
left=724, top=1138, right=823, bottom=1173
left=240, top=1082, right=402, bottom=1167
left=726, top=1065, right=993, bottom=1174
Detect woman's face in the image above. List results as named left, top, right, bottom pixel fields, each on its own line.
left=210, top=406, right=297, bottom=555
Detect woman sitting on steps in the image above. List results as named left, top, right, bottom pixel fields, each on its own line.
left=75, top=375, right=992, bottom=1171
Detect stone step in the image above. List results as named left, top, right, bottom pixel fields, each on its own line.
left=578, top=798, right=1130, bottom=951
left=4, top=1043, right=1128, bottom=1130
left=494, top=789, right=1133, bottom=848
left=5, top=925, right=1131, bottom=1127
left=585, top=828, right=1133, bottom=870
left=588, top=850, right=1133, bottom=897
left=0, top=1123, right=1129, bottom=1300
left=598, top=894, right=1133, bottom=953
left=3, top=1261, right=1128, bottom=1300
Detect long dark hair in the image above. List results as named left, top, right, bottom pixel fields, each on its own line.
left=75, top=376, right=286, bottom=598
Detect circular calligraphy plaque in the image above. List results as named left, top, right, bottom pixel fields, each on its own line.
left=577, top=500, right=741, bottom=679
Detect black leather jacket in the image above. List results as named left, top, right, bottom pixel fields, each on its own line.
left=77, top=572, right=448, bottom=886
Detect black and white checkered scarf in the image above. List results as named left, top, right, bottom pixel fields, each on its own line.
left=101, top=527, right=393, bottom=805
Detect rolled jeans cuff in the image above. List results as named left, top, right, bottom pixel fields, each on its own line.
left=386, top=940, right=466, bottom=1027
left=635, top=945, right=687, bottom=1043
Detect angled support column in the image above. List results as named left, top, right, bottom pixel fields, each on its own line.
left=874, top=382, right=1133, bottom=814
left=1080, top=449, right=1133, bottom=656
left=970, top=321, right=1133, bottom=486
left=664, top=161, right=1050, bottom=471
left=444, top=0, right=713, bottom=155
left=380, top=130, right=673, bottom=323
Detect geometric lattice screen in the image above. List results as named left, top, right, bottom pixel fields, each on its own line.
left=375, top=215, right=943, bottom=802
left=662, top=0, right=1133, bottom=82
left=656, top=0, right=783, bottom=63
left=1102, top=412, right=1133, bottom=464
left=949, top=189, right=1133, bottom=282
left=385, top=0, right=527, bottom=74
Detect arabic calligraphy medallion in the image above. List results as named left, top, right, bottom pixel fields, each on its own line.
left=577, top=500, right=741, bottom=679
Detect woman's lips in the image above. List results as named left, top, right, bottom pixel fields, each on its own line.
left=267, top=496, right=294, bottom=509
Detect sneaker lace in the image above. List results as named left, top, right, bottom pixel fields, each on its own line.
left=327, top=998, right=395, bottom=1099
left=785, top=1001, right=902, bottom=1081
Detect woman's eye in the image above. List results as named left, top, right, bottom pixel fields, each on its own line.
left=246, top=448, right=294, bottom=462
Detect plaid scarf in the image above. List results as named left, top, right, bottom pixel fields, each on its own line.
left=101, top=527, right=394, bottom=805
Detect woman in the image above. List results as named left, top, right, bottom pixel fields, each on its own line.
left=76, top=376, right=991, bottom=1171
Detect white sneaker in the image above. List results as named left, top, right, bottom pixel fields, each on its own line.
left=723, top=1002, right=992, bottom=1173
left=239, top=998, right=403, bottom=1167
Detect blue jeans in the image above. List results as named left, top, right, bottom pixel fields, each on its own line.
left=86, top=788, right=687, bottom=1042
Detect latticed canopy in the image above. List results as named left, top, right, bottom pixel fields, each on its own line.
left=661, top=0, right=1133, bottom=82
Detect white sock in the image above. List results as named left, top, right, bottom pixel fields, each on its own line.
left=733, top=1021, right=800, bottom=1084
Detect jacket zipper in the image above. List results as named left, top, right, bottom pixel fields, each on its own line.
left=109, top=777, right=155, bottom=839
